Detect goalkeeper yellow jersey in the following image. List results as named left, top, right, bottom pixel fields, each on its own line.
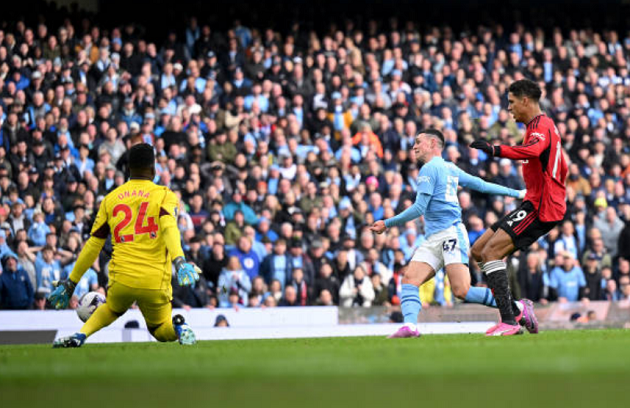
left=90, top=179, right=184, bottom=290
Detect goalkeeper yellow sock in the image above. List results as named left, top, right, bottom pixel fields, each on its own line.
left=79, top=303, right=120, bottom=337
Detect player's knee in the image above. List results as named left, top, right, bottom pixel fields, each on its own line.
left=478, top=245, right=499, bottom=263
left=470, top=243, right=483, bottom=262
left=402, top=268, right=421, bottom=286
left=451, top=283, right=470, bottom=300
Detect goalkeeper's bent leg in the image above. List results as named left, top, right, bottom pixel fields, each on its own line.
left=79, top=303, right=122, bottom=337
left=148, top=322, right=178, bottom=342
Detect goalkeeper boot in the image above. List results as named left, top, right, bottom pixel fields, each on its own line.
left=173, top=314, right=196, bottom=345
left=52, top=333, right=87, bottom=348
left=516, top=299, right=539, bottom=334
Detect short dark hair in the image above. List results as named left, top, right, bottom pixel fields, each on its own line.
left=418, top=128, right=445, bottom=149
left=128, top=143, right=155, bottom=170
left=509, top=79, right=542, bottom=101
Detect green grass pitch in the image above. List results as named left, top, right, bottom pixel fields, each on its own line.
left=1, top=329, right=629, bottom=408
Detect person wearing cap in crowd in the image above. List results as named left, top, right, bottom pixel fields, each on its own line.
left=0, top=252, right=34, bottom=309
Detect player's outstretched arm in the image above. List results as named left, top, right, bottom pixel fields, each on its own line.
left=372, top=190, right=430, bottom=234
left=457, top=168, right=525, bottom=199
left=50, top=236, right=106, bottom=309
left=470, top=134, right=548, bottom=161
left=160, top=193, right=200, bottom=287
left=373, top=164, right=437, bottom=233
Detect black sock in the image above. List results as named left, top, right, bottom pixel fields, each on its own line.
left=512, top=299, right=521, bottom=317
left=483, top=261, right=516, bottom=325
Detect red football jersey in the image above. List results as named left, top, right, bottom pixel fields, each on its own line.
left=497, top=114, right=568, bottom=222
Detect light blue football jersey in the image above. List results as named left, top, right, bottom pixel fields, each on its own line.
left=385, top=156, right=519, bottom=238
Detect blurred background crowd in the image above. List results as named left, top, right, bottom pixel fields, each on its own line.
left=1, top=0, right=630, bottom=311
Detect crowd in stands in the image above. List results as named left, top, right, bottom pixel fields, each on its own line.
left=1, top=6, right=630, bottom=311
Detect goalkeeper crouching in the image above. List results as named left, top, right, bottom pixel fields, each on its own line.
left=49, top=144, right=201, bottom=347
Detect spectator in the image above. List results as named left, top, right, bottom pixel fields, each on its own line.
left=581, top=238, right=612, bottom=270
left=313, top=261, right=340, bottom=305
left=0, top=252, right=34, bottom=309
left=228, top=236, right=260, bottom=281
left=518, top=252, right=548, bottom=303
left=549, top=252, right=587, bottom=302
left=371, top=273, right=390, bottom=306
left=315, top=289, right=335, bottom=306
left=223, top=190, right=257, bottom=226
left=278, top=285, right=299, bottom=307
left=260, top=238, right=291, bottom=289
left=553, top=220, right=580, bottom=260
left=34, top=246, right=62, bottom=295
left=583, top=253, right=605, bottom=301
left=339, top=265, right=375, bottom=307
left=593, top=207, right=624, bottom=258
left=249, top=276, right=267, bottom=307
left=28, top=212, right=51, bottom=247
left=288, top=268, right=309, bottom=306
left=204, top=242, right=228, bottom=291
left=217, top=256, right=251, bottom=308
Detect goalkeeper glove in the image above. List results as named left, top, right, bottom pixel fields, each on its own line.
left=470, top=139, right=501, bottom=157
left=517, top=189, right=527, bottom=199
left=48, top=279, right=77, bottom=310
left=173, top=257, right=201, bottom=287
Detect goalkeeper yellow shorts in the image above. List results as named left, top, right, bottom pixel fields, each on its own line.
left=107, top=281, right=173, bottom=329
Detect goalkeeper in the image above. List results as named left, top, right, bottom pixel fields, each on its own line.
left=49, top=144, right=200, bottom=348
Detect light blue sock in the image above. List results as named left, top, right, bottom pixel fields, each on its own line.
left=464, top=286, right=497, bottom=308
left=401, top=284, right=422, bottom=324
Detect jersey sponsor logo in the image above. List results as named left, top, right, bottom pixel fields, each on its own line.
left=530, top=132, right=546, bottom=141
left=418, top=176, right=431, bottom=183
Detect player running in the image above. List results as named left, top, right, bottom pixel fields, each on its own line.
left=370, top=129, right=533, bottom=338
left=470, top=79, right=567, bottom=336
left=49, top=144, right=200, bottom=347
